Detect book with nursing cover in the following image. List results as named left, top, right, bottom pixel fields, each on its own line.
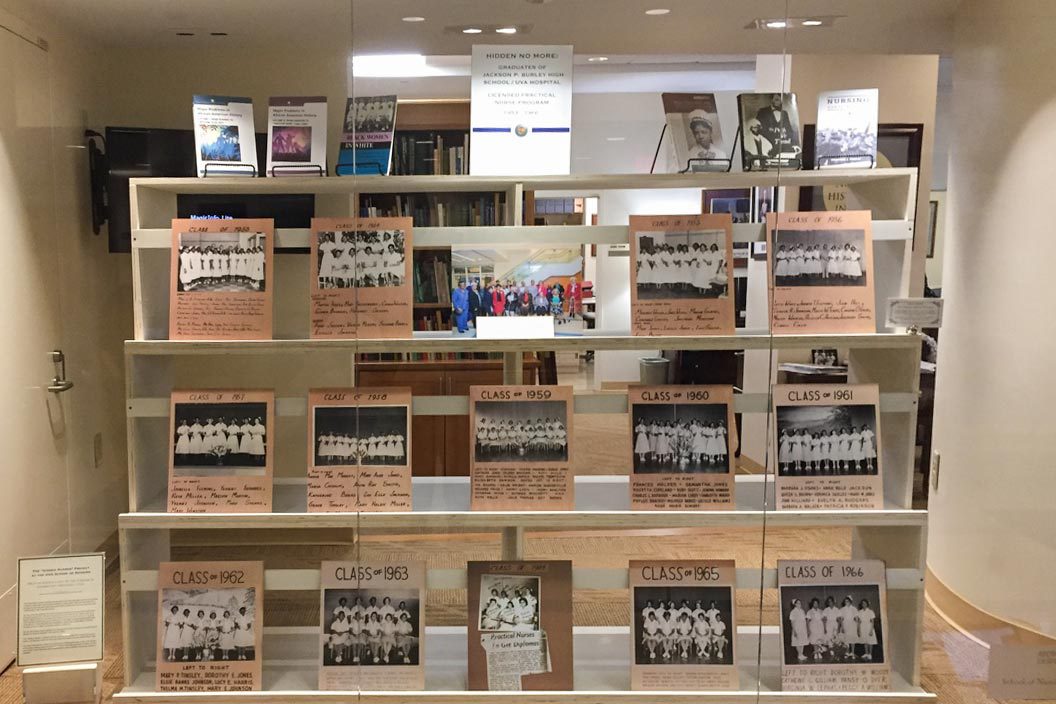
left=467, top=560, right=573, bottom=691
left=772, top=384, right=883, bottom=510
left=169, top=218, right=274, bottom=340
left=628, top=385, right=736, bottom=510
left=310, top=217, right=413, bottom=339
left=192, top=95, right=258, bottom=176
left=319, top=561, right=425, bottom=690
left=156, top=561, right=263, bottom=691
left=167, top=389, right=274, bottom=512
left=307, top=388, right=412, bottom=512
left=766, top=210, right=876, bottom=334
left=337, top=95, right=397, bottom=175
left=469, top=385, right=574, bottom=511
left=629, top=213, right=735, bottom=337
left=630, top=560, right=738, bottom=690
left=815, top=89, right=879, bottom=169
left=778, top=559, right=890, bottom=691
left=661, top=93, right=728, bottom=172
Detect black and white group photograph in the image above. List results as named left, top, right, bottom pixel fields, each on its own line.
left=634, top=586, right=733, bottom=665
left=160, top=588, right=257, bottom=662
left=478, top=574, right=541, bottom=632
left=321, top=589, right=420, bottom=666
left=772, top=229, right=868, bottom=287
left=473, top=401, right=568, bottom=463
left=635, top=230, right=729, bottom=300
left=177, top=232, right=266, bottom=293
left=811, top=349, right=840, bottom=367
left=346, top=95, right=397, bottom=135
left=738, top=92, right=802, bottom=169
left=816, top=126, right=878, bottom=166
left=313, top=405, right=408, bottom=467
left=781, top=585, right=884, bottom=665
left=172, top=402, right=268, bottom=474
left=632, top=403, right=730, bottom=474
left=776, top=404, right=878, bottom=476
left=316, top=229, right=407, bottom=289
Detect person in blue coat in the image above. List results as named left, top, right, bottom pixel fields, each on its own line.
left=452, top=280, right=470, bottom=333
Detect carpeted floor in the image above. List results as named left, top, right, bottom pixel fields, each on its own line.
left=0, top=528, right=999, bottom=704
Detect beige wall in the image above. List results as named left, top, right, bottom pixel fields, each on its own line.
left=928, top=0, right=1056, bottom=638
left=790, top=54, right=939, bottom=297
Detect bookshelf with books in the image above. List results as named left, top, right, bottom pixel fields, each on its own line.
left=357, top=191, right=508, bottom=227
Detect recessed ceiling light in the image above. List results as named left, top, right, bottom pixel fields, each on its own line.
left=210, top=31, right=228, bottom=36
left=645, top=8, right=670, bottom=15
left=402, top=16, right=426, bottom=22
left=587, top=56, right=608, bottom=62
left=801, top=19, right=823, bottom=26
left=496, top=27, right=518, bottom=34
left=765, top=20, right=788, bottom=29
left=463, top=27, right=483, bottom=34
left=176, top=31, right=194, bottom=36
left=606, top=136, right=626, bottom=142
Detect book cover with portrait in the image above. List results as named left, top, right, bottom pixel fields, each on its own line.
left=737, top=92, right=802, bottom=170
left=469, top=385, right=574, bottom=511
left=630, top=214, right=734, bottom=337
left=467, top=560, right=573, bottom=691
left=630, top=560, right=738, bottom=690
left=310, top=217, right=413, bottom=339
left=772, top=384, right=883, bottom=510
left=629, top=385, right=736, bottom=510
left=192, top=95, right=258, bottom=177
left=167, top=389, right=274, bottom=512
left=767, top=210, right=876, bottom=334
left=307, top=388, right=412, bottom=512
left=778, top=559, right=890, bottom=691
left=318, top=561, right=425, bottom=691
left=661, top=93, right=728, bottom=172
left=266, top=96, right=327, bottom=175
left=156, top=561, right=263, bottom=691
left=170, top=218, right=274, bottom=340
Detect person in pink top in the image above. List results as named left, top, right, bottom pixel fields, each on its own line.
left=567, top=277, right=583, bottom=318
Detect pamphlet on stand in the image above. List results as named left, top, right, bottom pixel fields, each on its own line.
left=661, top=93, right=729, bottom=173
left=266, top=96, right=327, bottom=176
left=737, top=93, right=802, bottom=171
left=192, top=95, right=258, bottom=177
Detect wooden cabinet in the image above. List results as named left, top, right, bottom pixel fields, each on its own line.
left=356, top=360, right=538, bottom=476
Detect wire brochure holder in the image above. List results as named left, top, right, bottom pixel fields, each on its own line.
left=269, top=164, right=326, bottom=177
left=202, top=162, right=257, bottom=177
left=816, top=154, right=877, bottom=169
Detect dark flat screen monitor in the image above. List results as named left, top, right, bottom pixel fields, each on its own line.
left=105, top=127, right=315, bottom=253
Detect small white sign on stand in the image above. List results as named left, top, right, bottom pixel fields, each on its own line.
left=476, top=315, right=556, bottom=340
left=886, top=297, right=944, bottom=329
left=18, top=553, right=105, bottom=704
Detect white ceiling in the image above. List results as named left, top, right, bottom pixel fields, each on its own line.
left=37, top=0, right=960, bottom=53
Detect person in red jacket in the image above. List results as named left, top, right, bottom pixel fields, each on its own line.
left=567, top=276, right=583, bottom=318
left=492, top=283, right=506, bottom=316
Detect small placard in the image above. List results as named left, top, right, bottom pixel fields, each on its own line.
left=988, top=645, right=1056, bottom=700
left=18, top=554, right=105, bottom=666
left=476, top=316, right=555, bottom=340
left=886, top=298, right=943, bottom=328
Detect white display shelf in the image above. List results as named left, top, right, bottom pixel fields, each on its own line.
left=114, top=626, right=934, bottom=704
left=129, top=168, right=919, bottom=195
left=124, top=332, right=921, bottom=356
left=131, top=219, right=913, bottom=249
left=121, top=475, right=927, bottom=531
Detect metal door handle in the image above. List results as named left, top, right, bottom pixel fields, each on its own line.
left=48, top=350, right=74, bottom=394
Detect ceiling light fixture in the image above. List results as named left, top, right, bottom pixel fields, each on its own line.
left=587, top=56, right=608, bottom=62
left=463, top=27, right=483, bottom=34
left=351, top=53, right=450, bottom=78
left=765, top=20, right=788, bottom=29
left=496, top=27, right=518, bottom=34
left=645, top=8, right=671, bottom=15
left=210, top=31, right=228, bottom=36
left=606, top=137, right=626, bottom=142
left=402, top=16, right=426, bottom=22
left=801, top=19, right=823, bottom=26
left=176, top=32, right=194, bottom=36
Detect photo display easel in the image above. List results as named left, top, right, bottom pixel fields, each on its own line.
left=118, top=167, right=932, bottom=704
